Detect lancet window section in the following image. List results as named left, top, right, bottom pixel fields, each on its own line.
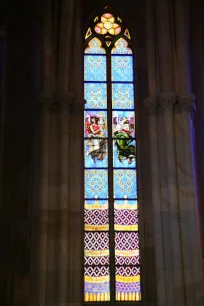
left=84, top=9, right=141, bottom=303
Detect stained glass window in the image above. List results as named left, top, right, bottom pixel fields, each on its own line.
left=84, top=8, right=141, bottom=303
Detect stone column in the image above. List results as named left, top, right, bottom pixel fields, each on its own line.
left=68, top=98, right=84, bottom=306
left=159, top=92, right=186, bottom=305
left=30, top=96, right=52, bottom=306
left=172, top=0, right=204, bottom=303
left=175, top=95, right=204, bottom=305
left=143, top=97, right=166, bottom=305
left=56, top=92, right=72, bottom=306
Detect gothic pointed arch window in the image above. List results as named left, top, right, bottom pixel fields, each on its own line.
left=84, top=8, right=140, bottom=303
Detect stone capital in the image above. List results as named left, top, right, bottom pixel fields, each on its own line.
left=175, top=94, right=196, bottom=114
left=158, top=92, right=177, bottom=112
left=143, top=97, right=158, bottom=116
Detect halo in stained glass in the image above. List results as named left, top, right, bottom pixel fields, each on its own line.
left=85, top=37, right=105, bottom=54
left=84, top=55, right=106, bottom=81
left=85, top=169, right=108, bottom=199
left=113, top=139, right=136, bottom=168
left=85, top=140, right=108, bottom=168
left=84, top=110, right=107, bottom=137
left=112, top=38, right=132, bottom=54
left=85, top=83, right=107, bottom=109
left=111, top=56, right=133, bottom=82
left=112, top=110, right=135, bottom=138
left=112, top=83, right=134, bottom=109
left=113, top=169, right=137, bottom=199
left=84, top=266, right=110, bottom=302
left=115, top=266, right=141, bottom=301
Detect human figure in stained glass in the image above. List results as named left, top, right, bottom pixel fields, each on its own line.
left=86, top=115, right=107, bottom=162
left=113, top=117, right=135, bottom=164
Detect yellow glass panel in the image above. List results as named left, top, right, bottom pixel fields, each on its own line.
left=113, top=23, right=119, bottom=28
left=101, top=16, right=107, bottom=23
left=109, top=16, right=115, bottom=23
left=97, top=23, right=103, bottom=28
left=108, top=28, right=114, bottom=35
left=102, top=28, right=107, bottom=34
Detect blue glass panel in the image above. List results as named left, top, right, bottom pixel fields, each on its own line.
left=114, top=169, right=137, bottom=199
left=85, top=139, right=108, bottom=168
left=112, top=111, right=135, bottom=138
left=85, top=169, right=108, bottom=199
left=84, top=111, right=107, bottom=137
left=84, top=55, right=106, bottom=81
left=111, top=56, right=133, bottom=82
left=113, top=140, right=136, bottom=168
left=112, top=84, right=134, bottom=109
left=85, top=83, right=107, bottom=109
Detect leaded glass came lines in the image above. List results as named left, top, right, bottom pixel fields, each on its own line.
left=84, top=10, right=141, bottom=303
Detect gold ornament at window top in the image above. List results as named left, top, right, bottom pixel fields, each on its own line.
left=95, top=13, right=121, bottom=35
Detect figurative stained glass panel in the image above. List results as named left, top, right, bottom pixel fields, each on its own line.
left=113, top=169, right=137, bottom=199
left=84, top=110, right=107, bottom=138
left=115, top=266, right=141, bottom=301
left=111, top=56, right=133, bottom=82
left=84, top=232, right=109, bottom=265
left=85, top=140, right=108, bottom=168
left=112, top=83, right=134, bottom=109
left=114, top=200, right=138, bottom=231
left=85, top=170, right=108, bottom=199
left=84, top=202, right=109, bottom=231
left=112, top=110, right=135, bottom=138
left=84, top=12, right=140, bottom=303
left=115, top=232, right=139, bottom=265
left=84, top=266, right=110, bottom=302
left=113, top=139, right=136, bottom=168
left=112, top=38, right=132, bottom=54
left=84, top=55, right=106, bottom=81
left=85, top=83, right=107, bottom=109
